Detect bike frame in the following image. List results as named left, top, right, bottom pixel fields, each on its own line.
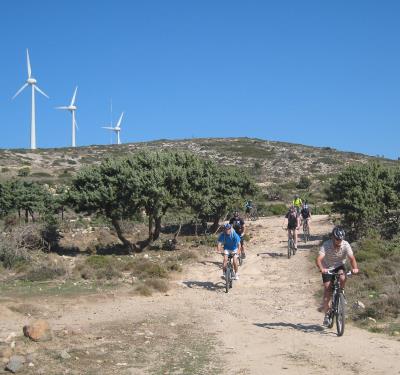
left=327, top=269, right=352, bottom=335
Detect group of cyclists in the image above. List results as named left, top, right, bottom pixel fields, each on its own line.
left=216, top=195, right=359, bottom=327
left=283, top=194, right=312, bottom=251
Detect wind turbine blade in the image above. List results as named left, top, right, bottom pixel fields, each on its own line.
left=102, top=127, right=115, bottom=130
left=55, top=106, right=69, bottom=110
left=70, top=86, right=78, bottom=106
left=116, top=112, right=124, bottom=128
left=12, top=83, right=28, bottom=100
left=74, top=118, right=79, bottom=131
left=26, top=49, right=32, bottom=78
left=34, top=85, right=49, bottom=98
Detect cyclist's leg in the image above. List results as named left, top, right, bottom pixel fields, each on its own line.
left=322, top=281, right=333, bottom=313
left=321, top=273, right=333, bottom=313
left=232, top=250, right=239, bottom=274
left=293, top=228, right=298, bottom=248
left=222, top=252, right=228, bottom=273
left=240, top=236, right=245, bottom=257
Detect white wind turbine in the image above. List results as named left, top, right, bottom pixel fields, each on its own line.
left=56, top=87, right=78, bottom=147
left=102, top=112, right=124, bottom=145
left=12, top=49, right=49, bottom=150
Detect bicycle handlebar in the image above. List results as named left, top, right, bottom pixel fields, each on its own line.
left=325, top=269, right=352, bottom=276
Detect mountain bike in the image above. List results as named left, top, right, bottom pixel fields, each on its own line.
left=223, top=253, right=236, bottom=293
left=249, top=206, right=259, bottom=221
left=287, top=229, right=296, bottom=258
left=303, top=219, right=310, bottom=243
left=325, top=269, right=352, bottom=336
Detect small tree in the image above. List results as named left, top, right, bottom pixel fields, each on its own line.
left=0, top=181, right=13, bottom=217
left=326, top=163, right=399, bottom=239
left=67, top=158, right=142, bottom=251
left=184, top=162, right=258, bottom=231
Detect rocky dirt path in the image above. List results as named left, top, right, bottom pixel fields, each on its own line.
left=1, top=215, right=399, bottom=374
left=181, top=215, right=400, bottom=374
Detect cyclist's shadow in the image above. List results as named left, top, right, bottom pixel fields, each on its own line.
left=257, top=252, right=285, bottom=258
left=254, top=322, right=332, bottom=335
left=183, top=280, right=225, bottom=292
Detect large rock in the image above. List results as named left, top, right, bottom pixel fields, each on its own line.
left=23, top=320, right=52, bottom=342
left=5, top=355, right=25, bottom=373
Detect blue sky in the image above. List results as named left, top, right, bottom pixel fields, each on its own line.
left=1, top=1, right=400, bottom=158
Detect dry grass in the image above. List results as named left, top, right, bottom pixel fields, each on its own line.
left=346, top=236, right=400, bottom=334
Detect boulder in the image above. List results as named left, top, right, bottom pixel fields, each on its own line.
left=5, top=355, right=25, bottom=373
left=23, top=320, right=52, bottom=342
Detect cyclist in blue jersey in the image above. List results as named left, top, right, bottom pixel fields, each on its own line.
left=217, top=223, right=242, bottom=280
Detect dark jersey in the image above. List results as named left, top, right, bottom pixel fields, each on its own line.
left=301, top=207, right=311, bottom=219
left=229, top=217, right=245, bottom=234
left=285, top=211, right=298, bottom=229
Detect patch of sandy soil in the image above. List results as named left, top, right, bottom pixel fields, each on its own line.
left=1, top=215, right=399, bottom=374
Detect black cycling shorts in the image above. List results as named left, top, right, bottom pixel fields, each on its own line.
left=322, top=265, right=345, bottom=283
left=287, top=224, right=297, bottom=230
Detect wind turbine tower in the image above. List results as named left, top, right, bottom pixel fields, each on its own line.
left=56, top=87, right=78, bottom=147
left=12, top=49, right=49, bottom=150
left=102, top=112, right=124, bottom=145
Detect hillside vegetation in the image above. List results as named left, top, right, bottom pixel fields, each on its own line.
left=1, top=137, right=398, bottom=211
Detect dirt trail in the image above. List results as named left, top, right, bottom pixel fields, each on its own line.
left=1, top=215, right=399, bottom=374
left=183, top=215, right=400, bottom=374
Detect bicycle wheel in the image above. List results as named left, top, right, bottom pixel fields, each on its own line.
left=238, top=253, right=243, bottom=266
left=225, top=266, right=230, bottom=293
left=336, top=293, right=346, bottom=336
left=287, top=239, right=292, bottom=259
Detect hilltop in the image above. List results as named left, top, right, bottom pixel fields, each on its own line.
left=0, top=138, right=398, bottom=207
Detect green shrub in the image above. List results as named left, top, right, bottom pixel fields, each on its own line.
left=346, top=235, right=400, bottom=328
left=296, top=176, right=312, bottom=190
left=18, top=167, right=30, bottom=177
left=96, top=264, right=121, bottom=280
left=262, top=204, right=287, bottom=216
left=131, top=259, right=168, bottom=279
left=145, top=278, right=169, bottom=293
left=1, top=167, right=10, bottom=173
left=0, top=241, right=30, bottom=269
left=23, top=264, right=66, bottom=281
left=134, top=283, right=153, bottom=296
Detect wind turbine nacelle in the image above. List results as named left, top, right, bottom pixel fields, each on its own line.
left=69, top=105, right=77, bottom=111
left=27, top=78, right=37, bottom=84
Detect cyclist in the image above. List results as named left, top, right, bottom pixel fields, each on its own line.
left=316, top=226, right=359, bottom=326
left=229, top=211, right=246, bottom=259
left=217, top=223, right=241, bottom=280
left=283, top=205, right=300, bottom=251
left=292, top=194, right=302, bottom=214
left=245, top=200, right=253, bottom=216
left=300, top=201, right=312, bottom=234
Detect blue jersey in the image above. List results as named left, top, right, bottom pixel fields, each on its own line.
left=218, top=230, right=241, bottom=251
